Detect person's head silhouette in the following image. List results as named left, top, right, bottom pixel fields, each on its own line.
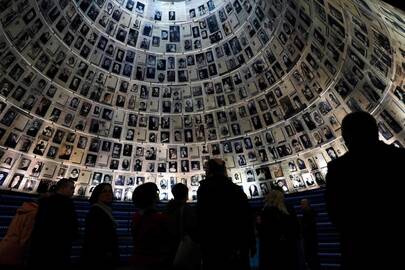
left=264, top=189, right=288, bottom=214
left=171, top=183, right=188, bottom=203
left=55, top=178, right=75, bottom=198
left=89, top=183, right=113, bottom=205
left=342, top=111, right=379, bottom=151
left=132, top=182, right=159, bottom=210
left=205, top=158, right=227, bottom=178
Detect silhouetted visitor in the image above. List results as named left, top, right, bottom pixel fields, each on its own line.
left=300, top=199, right=320, bottom=270
left=325, top=111, right=405, bottom=270
left=0, top=200, right=39, bottom=269
left=0, top=185, right=53, bottom=268
left=257, top=189, right=300, bottom=270
left=131, top=183, right=171, bottom=270
left=166, top=183, right=200, bottom=270
left=28, top=178, right=78, bottom=270
left=197, top=159, right=256, bottom=270
left=81, top=183, right=119, bottom=269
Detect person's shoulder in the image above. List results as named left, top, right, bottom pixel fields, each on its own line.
left=197, top=179, right=207, bottom=188
left=17, top=201, right=38, bottom=215
left=201, top=178, right=213, bottom=185
left=54, top=194, right=74, bottom=206
left=327, top=152, right=350, bottom=169
left=184, top=204, right=196, bottom=213
left=49, top=193, right=69, bottom=201
left=262, top=205, right=278, bottom=215
left=87, top=205, right=109, bottom=222
left=132, top=212, right=142, bottom=222
left=232, top=182, right=247, bottom=197
left=164, top=199, right=176, bottom=212
left=380, top=142, right=405, bottom=157
left=196, top=178, right=213, bottom=192
left=38, top=194, right=57, bottom=207
left=38, top=195, right=51, bottom=204
left=286, top=204, right=297, bottom=216
left=150, top=211, right=169, bottom=223
left=89, top=204, right=106, bottom=214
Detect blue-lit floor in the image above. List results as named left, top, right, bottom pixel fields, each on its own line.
left=1, top=188, right=339, bottom=269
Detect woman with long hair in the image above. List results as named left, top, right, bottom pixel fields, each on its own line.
left=81, top=183, right=119, bottom=269
left=258, top=189, right=300, bottom=270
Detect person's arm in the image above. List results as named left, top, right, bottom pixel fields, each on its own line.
left=159, top=213, right=173, bottom=254
left=239, top=190, right=256, bottom=256
left=247, top=205, right=257, bottom=257
left=325, top=162, right=340, bottom=229
left=31, top=198, right=50, bottom=237
left=287, top=204, right=301, bottom=239
left=196, top=185, right=204, bottom=213
left=184, top=206, right=199, bottom=242
left=67, top=199, right=80, bottom=239
left=20, top=205, right=39, bottom=245
left=195, top=184, right=205, bottom=243
left=257, top=208, right=270, bottom=239
left=311, top=208, right=317, bottom=223
left=84, top=207, right=105, bottom=251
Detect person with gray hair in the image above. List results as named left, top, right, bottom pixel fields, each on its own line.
left=197, top=159, right=256, bottom=270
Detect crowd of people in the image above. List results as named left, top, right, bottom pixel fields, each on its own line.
left=0, top=160, right=320, bottom=270
left=0, top=112, right=404, bottom=270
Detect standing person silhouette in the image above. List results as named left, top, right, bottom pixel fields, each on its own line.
left=257, top=189, right=300, bottom=270
left=28, top=178, right=78, bottom=270
left=197, top=159, right=256, bottom=270
left=131, top=183, right=172, bottom=270
left=0, top=185, right=53, bottom=268
left=300, top=199, right=320, bottom=270
left=166, top=183, right=200, bottom=270
left=325, top=111, right=405, bottom=270
left=81, top=183, right=119, bottom=269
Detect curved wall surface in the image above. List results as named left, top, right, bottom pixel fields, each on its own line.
left=0, top=0, right=404, bottom=201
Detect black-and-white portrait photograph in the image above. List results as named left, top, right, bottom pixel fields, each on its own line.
left=8, top=173, right=24, bottom=189
left=135, top=2, right=145, bottom=14
left=168, top=11, right=175, bottom=21
left=0, top=170, right=9, bottom=186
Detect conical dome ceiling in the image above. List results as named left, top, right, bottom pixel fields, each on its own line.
left=0, top=0, right=404, bottom=200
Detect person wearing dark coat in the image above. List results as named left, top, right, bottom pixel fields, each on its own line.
left=325, top=111, right=405, bottom=270
left=165, top=184, right=197, bottom=256
left=81, top=183, right=119, bottom=269
left=165, top=183, right=200, bottom=270
left=300, top=199, right=320, bottom=270
left=131, top=182, right=172, bottom=270
left=197, top=159, right=256, bottom=270
left=28, top=179, right=78, bottom=270
left=258, top=189, right=300, bottom=270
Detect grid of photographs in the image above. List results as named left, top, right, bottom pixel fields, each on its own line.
left=0, top=0, right=404, bottom=200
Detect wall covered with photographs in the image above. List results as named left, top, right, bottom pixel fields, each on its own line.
left=0, top=0, right=404, bottom=201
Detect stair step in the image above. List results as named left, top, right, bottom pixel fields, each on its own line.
left=1, top=188, right=340, bottom=267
